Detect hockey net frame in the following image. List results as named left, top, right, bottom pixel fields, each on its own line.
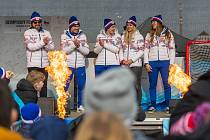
left=186, top=40, right=210, bottom=82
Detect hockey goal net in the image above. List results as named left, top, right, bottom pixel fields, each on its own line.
left=186, top=40, right=210, bottom=83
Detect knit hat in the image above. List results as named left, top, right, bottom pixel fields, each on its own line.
left=104, top=18, right=115, bottom=31
left=126, top=16, right=137, bottom=27
left=84, top=67, right=138, bottom=124
left=69, top=16, right=80, bottom=29
left=31, top=11, right=42, bottom=21
left=21, top=103, right=41, bottom=124
left=0, top=67, right=6, bottom=79
left=151, top=15, right=163, bottom=24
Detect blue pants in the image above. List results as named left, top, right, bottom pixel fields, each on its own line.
left=148, top=60, right=171, bottom=108
left=95, top=65, right=120, bottom=77
left=65, top=67, right=86, bottom=107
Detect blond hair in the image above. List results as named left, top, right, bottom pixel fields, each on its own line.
left=26, top=70, right=45, bottom=85
left=75, top=112, right=133, bottom=140
left=124, top=28, right=137, bottom=44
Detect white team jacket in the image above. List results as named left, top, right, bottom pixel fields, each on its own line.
left=24, top=28, right=55, bottom=68
left=94, top=29, right=122, bottom=66
left=121, top=30, right=144, bottom=67
left=144, top=27, right=175, bottom=64
left=60, top=29, right=89, bottom=68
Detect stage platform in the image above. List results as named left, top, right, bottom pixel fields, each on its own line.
left=68, top=110, right=170, bottom=138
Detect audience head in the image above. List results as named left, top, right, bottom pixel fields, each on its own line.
left=84, top=67, right=137, bottom=125
left=75, top=112, right=133, bottom=140
left=26, top=70, right=45, bottom=92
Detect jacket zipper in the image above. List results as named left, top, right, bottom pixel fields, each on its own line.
left=30, top=52, right=32, bottom=62
left=156, top=36, right=160, bottom=60
left=39, top=33, right=43, bottom=67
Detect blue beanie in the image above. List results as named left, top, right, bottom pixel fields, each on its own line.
left=0, top=67, right=5, bottom=79
left=126, top=16, right=137, bottom=27
left=31, top=11, right=42, bottom=21
left=69, top=16, right=80, bottom=29
left=151, top=15, right=163, bottom=24
left=21, top=103, right=41, bottom=124
left=104, top=18, right=115, bottom=31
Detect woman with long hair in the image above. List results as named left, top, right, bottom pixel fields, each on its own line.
left=75, top=112, right=133, bottom=140
left=144, top=15, right=175, bottom=111
left=121, top=16, right=145, bottom=121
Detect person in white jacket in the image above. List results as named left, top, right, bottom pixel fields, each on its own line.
left=121, top=16, right=145, bottom=121
left=60, top=16, right=89, bottom=111
left=94, top=18, right=122, bottom=76
left=144, top=15, right=175, bottom=111
left=24, top=11, right=55, bottom=97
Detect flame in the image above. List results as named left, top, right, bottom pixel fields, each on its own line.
left=168, top=64, right=192, bottom=96
left=45, top=51, right=71, bottom=119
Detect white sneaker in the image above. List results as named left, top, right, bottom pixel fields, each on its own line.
left=77, top=105, right=85, bottom=112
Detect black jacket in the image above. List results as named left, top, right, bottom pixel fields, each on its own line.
left=170, top=70, right=210, bottom=128
left=15, top=79, right=38, bottom=104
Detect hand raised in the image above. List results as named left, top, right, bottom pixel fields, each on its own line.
left=73, top=39, right=80, bottom=47
left=43, top=37, right=50, bottom=45
left=99, top=39, right=104, bottom=47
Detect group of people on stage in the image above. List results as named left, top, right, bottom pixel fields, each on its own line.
left=23, top=11, right=176, bottom=112
left=4, top=10, right=210, bottom=140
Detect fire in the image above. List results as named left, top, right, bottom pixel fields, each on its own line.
left=168, top=64, right=192, bottom=96
left=45, top=51, right=71, bottom=119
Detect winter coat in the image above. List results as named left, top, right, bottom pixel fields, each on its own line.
left=15, top=79, right=38, bottom=104
left=94, top=29, right=122, bottom=66
left=61, top=29, right=89, bottom=68
left=121, top=30, right=144, bottom=67
left=24, top=28, right=55, bottom=68
left=144, top=27, right=175, bottom=64
left=17, top=122, right=33, bottom=139
left=30, top=116, right=69, bottom=140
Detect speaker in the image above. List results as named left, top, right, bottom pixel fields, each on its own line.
left=37, top=97, right=56, bottom=116
left=169, top=99, right=180, bottom=113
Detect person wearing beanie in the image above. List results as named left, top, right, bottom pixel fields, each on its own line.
left=170, top=102, right=210, bottom=136
left=121, top=16, right=145, bottom=121
left=16, top=103, right=41, bottom=139
left=83, top=67, right=150, bottom=140
left=24, top=11, right=55, bottom=97
left=94, top=18, right=122, bottom=76
left=60, top=16, right=89, bottom=111
left=144, top=14, right=175, bottom=111
left=84, top=67, right=146, bottom=123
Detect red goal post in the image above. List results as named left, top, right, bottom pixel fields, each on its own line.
left=186, top=40, right=210, bottom=76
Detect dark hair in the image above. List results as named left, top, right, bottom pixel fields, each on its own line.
left=0, top=79, right=13, bottom=128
